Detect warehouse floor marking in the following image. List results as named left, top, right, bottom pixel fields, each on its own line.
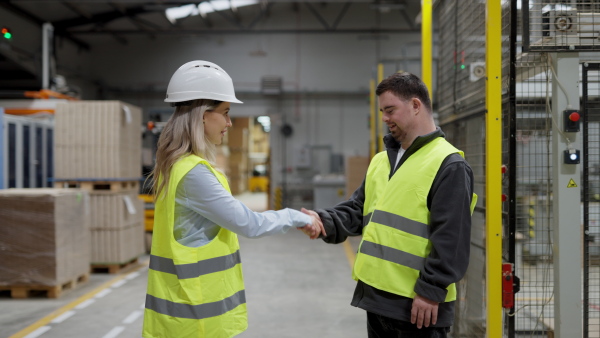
left=10, top=262, right=148, bottom=338
left=343, top=240, right=356, bottom=268
left=12, top=242, right=354, bottom=338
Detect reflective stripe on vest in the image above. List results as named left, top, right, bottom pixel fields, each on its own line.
left=370, top=210, right=429, bottom=239
left=354, top=137, right=473, bottom=302
left=360, top=240, right=425, bottom=271
left=143, top=154, right=247, bottom=338
left=146, top=290, right=246, bottom=320
left=149, top=250, right=242, bottom=279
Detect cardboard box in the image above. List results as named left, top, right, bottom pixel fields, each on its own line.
left=91, top=222, right=145, bottom=264
left=345, top=156, right=370, bottom=199
left=54, top=101, right=142, bottom=179
left=89, top=191, right=144, bottom=230
left=0, top=189, right=90, bottom=286
left=89, top=192, right=144, bottom=263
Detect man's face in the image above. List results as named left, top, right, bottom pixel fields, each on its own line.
left=378, top=91, right=416, bottom=144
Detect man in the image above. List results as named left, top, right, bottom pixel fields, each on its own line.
left=303, top=72, right=476, bottom=337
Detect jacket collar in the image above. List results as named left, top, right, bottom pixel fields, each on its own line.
left=384, top=127, right=445, bottom=153
left=385, top=127, right=446, bottom=175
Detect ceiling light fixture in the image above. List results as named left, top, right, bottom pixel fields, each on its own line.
left=165, top=1, right=259, bottom=23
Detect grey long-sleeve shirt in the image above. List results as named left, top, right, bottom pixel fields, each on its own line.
left=315, top=128, right=474, bottom=327
left=173, top=164, right=312, bottom=247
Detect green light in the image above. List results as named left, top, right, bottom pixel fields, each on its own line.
left=1, top=28, right=11, bottom=39
left=460, top=64, right=465, bottom=70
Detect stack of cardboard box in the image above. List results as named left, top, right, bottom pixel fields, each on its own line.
left=54, top=101, right=145, bottom=268
left=0, top=189, right=90, bottom=296
left=345, top=156, right=371, bottom=199
left=227, top=117, right=249, bottom=195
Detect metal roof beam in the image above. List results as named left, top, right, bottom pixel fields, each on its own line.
left=109, top=2, right=157, bottom=40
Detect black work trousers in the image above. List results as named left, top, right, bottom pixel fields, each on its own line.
left=367, top=312, right=450, bottom=338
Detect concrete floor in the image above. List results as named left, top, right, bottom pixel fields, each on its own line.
left=0, top=192, right=367, bottom=338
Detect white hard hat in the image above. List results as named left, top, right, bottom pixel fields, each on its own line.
left=165, top=60, right=243, bottom=104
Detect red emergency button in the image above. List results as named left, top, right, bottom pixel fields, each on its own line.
left=569, top=112, right=580, bottom=122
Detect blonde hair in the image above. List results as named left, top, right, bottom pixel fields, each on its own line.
left=149, top=99, right=223, bottom=200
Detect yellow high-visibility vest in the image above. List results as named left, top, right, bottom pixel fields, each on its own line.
left=143, top=154, right=247, bottom=338
left=353, top=137, right=477, bottom=302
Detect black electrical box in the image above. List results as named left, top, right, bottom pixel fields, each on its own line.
left=564, top=110, right=580, bottom=132
left=564, top=149, right=580, bottom=164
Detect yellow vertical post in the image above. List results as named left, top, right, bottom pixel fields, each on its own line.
left=377, top=63, right=384, bottom=152
left=485, top=0, right=502, bottom=337
left=421, top=0, right=433, bottom=101
left=370, top=79, right=376, bottom=158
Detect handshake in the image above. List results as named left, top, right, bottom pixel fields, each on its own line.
left=298, top=208, right=326, bottom=240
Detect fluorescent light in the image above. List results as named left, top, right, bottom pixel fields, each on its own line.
left=165, top=1, right=259, bottom=23
left=200, top=0, right=259, bottom=16
left=165, top=4, right=199, bottom=24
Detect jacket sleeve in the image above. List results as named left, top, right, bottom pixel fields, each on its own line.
left=413, top=154, right=474, bottom=303
left=314, top=179, right=366, bottom=244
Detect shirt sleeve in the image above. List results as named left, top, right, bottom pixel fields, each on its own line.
left=314, top=179, right=366, bottom=244
left=414, top=154, right=475, bottom=303
left=180, top=164, right=312, bottom=238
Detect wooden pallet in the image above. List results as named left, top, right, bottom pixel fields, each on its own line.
left=91, top=257, right=139, bottom=274
left=0, top=273, right=89, bottom=299
left=54, top=180, right=139, bottom=192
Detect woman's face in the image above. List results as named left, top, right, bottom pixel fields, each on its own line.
left=203, top=102, right=232, bottom=145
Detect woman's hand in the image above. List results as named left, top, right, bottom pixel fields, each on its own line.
left=298, top=208, right=326, bottom=239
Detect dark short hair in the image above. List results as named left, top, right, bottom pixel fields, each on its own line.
left=375, top=72, right=432, bottom=112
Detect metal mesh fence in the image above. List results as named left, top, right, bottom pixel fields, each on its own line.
left=436, top=0, right=487, bottom=120
left=436, top=0, right=561, bottom=336
left=523, top=0, right=600, bottom=52
left=512, top=54, right=555, bottom=338
left=583, top=62, right=600, bottom=338
left=435, top=1, right=489, bottom=335
left=437, top=0, right=600, bottom=336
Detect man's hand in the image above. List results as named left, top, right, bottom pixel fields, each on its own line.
left=298, top=208, right=326, bottom=239
left=411, top=294, right=439, bottom=329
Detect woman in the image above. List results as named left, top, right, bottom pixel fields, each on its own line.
left=142, top=60, right=323, bottom=338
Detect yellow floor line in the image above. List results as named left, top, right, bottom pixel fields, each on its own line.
left=342, top=239, right=356, bottom=269
left=9, top=262, right=148, bottom=338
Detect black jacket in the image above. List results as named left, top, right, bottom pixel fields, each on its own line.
left=315, top=128, right=474, bottom=327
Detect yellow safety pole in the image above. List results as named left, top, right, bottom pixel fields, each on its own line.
left=377, top=63, right=384, bottom=152
left=370, top=78, right=376, bottom=158
left=421, top=0, right=433, bottom=100
left=485, top=0, right=503, bottom=337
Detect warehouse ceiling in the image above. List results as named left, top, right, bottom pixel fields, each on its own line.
left=0, top=0, right=422, bottom=92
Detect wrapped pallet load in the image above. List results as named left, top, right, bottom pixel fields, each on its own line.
left=0, top=188, right=90, bottom=298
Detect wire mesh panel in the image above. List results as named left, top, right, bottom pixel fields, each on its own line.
left=523, top=0, right=600, bottom=52
left=435, top=0, right=490, bottom=336
left=512, top=54, right=555, bottom=337
left=583, top=62, right=600, bottom=338
left=443, top=116, right=487, bottom=337
left=436, top=0, right=487, bottom=121
left=438, top=0, right=600, bottom=336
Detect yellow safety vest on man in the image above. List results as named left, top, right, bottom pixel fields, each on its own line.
left=353, top=137, right=476, bottom=302
left=143, top=154, right=247, bottom=338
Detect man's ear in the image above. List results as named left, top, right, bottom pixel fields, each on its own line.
left=412, top=97, right=422, bottom=111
